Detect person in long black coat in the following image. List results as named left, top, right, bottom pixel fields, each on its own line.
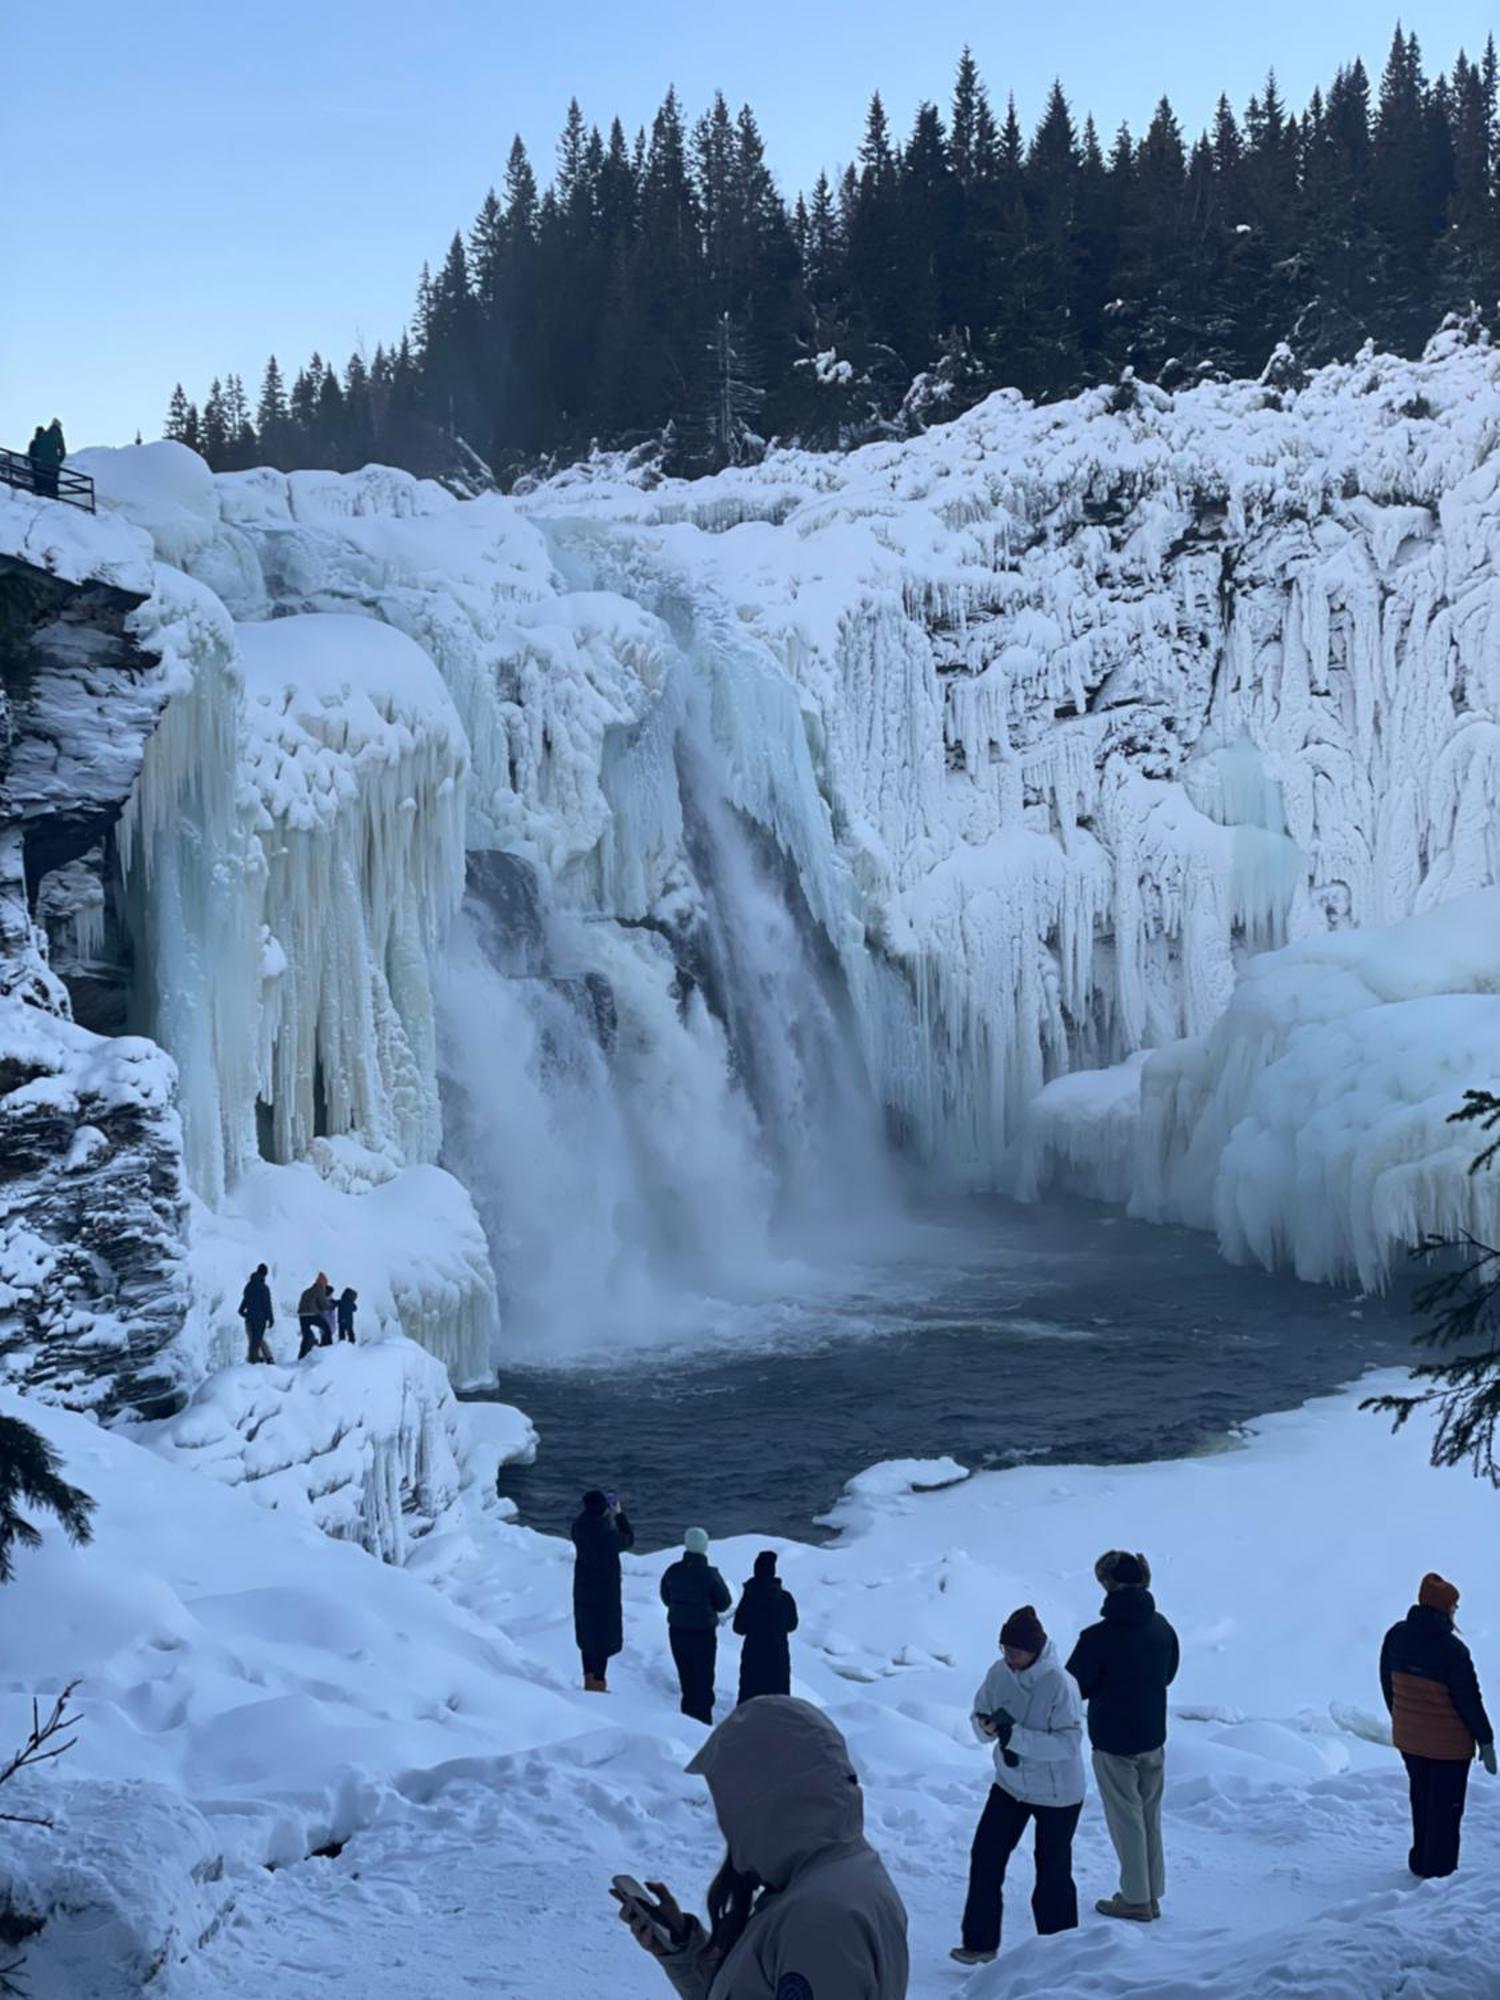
left=734, top=1549, right=799, bottom=1703
left=571, top=1490, right=634, bottom=1692
left=237, top=1263, right=275, bottom=1364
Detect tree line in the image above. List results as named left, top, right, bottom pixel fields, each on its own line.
left=163, top=29, right=1500, bottom=484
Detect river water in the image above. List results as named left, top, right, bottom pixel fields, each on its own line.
left=479, top=1197, right=1417, bottom=1551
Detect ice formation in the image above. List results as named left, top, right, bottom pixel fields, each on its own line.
left=11, top=331, right=1500, bottom=1400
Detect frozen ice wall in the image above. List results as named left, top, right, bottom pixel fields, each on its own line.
left=72, top=329, right=1500, bottom=1363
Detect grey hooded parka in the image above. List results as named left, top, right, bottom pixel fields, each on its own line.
left=655, top=1696, right=909, bottom=2000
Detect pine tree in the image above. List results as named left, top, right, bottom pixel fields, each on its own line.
left=256, top=356, right=289, bottom=463
left=0, top=1416, right=94, bottom=1584
left=164, top=383, right=193, bottom=443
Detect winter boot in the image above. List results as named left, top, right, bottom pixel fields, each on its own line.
left=949, top=1948, right=997, bottom=1965
left=583, top=1674, right=609, bottom=1693
left=1095, top=1895, right=1154, bottom=1922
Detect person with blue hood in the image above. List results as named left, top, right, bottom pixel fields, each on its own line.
left=614, top=1694, right=909, bottom=1997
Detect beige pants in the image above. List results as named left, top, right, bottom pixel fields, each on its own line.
left=1093, top=1747, right=1166, bottom=1906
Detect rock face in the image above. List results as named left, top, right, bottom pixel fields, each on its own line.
left=0, top=494, right=191, bottom=1415
left=0, top=1003, right=187, bottom=1413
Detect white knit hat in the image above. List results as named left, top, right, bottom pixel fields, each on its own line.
left=684, top=1527, right=710, bottom=1555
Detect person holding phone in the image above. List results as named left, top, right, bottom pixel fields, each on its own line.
left=613, top=1695, right=909, bottom=1997
left=571, top=1488, right=635, bottom=1692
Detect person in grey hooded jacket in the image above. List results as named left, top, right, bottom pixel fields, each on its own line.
left=615, top=1694, right=909, bottom=1998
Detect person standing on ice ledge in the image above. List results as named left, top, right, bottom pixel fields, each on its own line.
left=296, top=1273, right=333, bottom=1358
left=1380, top=1571, right=1495, bottom=1879
left=662, top=1528, right=733, bottom=1725
left=335, top=1285, right=358, bottom=1342
left=952, top=1604, right=1086, bottom=1968
left=237, top=1263, right=275, bottom=1364
left=571, top=1489, right=634, bottom=1692
left=733, top=1551, right=799, bottom=1704
left=1066, top=1549, right=1179, bottom=1922
left=613, top=1694, right=909, bottom=1997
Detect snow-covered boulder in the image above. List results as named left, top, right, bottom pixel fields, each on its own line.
left=148, top=1339, right=471, bottom=1564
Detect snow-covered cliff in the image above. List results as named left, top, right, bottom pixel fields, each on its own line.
left=9, top=329, right=1500, bottom=1408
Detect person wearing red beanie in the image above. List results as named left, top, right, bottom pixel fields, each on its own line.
left=1380, top=1572, right=1496, bottom=1878
left=951, top=1606, right=1086, bottom=1967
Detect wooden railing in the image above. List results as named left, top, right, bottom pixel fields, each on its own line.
left=0, top=447, right=95, bottom=514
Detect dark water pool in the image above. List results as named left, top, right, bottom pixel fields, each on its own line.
left=473, top=1198, right=1417, bottom=1551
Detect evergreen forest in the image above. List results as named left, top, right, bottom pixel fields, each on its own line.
left=163, top=30, right=1500, bottom=484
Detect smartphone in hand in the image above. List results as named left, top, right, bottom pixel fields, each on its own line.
left=611, top=1875, right=677, bottom=1953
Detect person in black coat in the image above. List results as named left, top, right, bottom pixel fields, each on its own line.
left=660, top=1527, right=732, bottom=1724
left=1066, top=1550, right=1180, bottom=1921
left=237, top=1263, right=275, bottom=1364
left=336, top=1286, right=358, bottom=1342
left=571, top=1490, right=635, bottom=1692
left=733, top=1549, right=799, bottom=1703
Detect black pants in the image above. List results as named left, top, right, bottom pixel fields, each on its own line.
left=580, top=1649, right=609, bottom=1682
left=1404, top=1753, right=1470, bottom=1878
left=245, top=1327, right=273, bottom=1364
left=338, top=1323, right=355, bottom=1343
left=670, top=1628, right=718, bottom=1724
left=298, top=1315, right=320, bottom=1358
left=962, top=1783, right=1082, bottom=1954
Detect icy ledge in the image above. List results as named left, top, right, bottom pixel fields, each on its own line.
left=1019, top=889, right=1500, bottom=1286
left=147, top=1337, right=533, bottom=1565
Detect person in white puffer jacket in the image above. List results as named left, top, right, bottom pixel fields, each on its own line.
left=951, top=1604, right=1086, bottom=1967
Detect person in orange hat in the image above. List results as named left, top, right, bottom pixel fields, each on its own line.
left=1380, top=1572, right=1496, bottom=1878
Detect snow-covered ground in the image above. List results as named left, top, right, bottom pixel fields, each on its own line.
left=4, top=1371, right=1498, bottom=1997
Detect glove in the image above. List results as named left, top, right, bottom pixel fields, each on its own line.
left=993, top=1718, right=1014, bottom=1749
left=1481, top=1743, right=1497, bottom=1777
left=990, top=1707, right=1015, bottom=1729
left=1001, top=1748, right=1020, bottom=1769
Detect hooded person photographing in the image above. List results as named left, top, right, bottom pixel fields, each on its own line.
left=613, top=1695, right=909, bottom=1998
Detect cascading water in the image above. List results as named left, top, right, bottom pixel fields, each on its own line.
left=436, top=626, right=902, bottom=1355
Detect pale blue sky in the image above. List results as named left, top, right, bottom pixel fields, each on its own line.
left=4, top=3, right=1492, bottom=447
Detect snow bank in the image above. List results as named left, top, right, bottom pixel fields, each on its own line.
left=7, top=1370, right=1500, bottom=1996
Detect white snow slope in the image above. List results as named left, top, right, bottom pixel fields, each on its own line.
left=4, top=1374, right=1498, bottom=1997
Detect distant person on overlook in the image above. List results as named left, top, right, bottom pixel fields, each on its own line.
left=336, top=1285, right=358, bottom=1343
left=1381, top=1571, right=1495, bottom=1879
left=27, top=421, right=64, bottom=499
left=237, top=1262, right=275, bottom=1364
left=296, top=1273, right=333, bottom=1359
left=571, top=1488, right=634, bottom=1692
left=952, top=1604, right=1085, bottom=1968
left=662, top=1528, right=733, bottom=1726
left=732, top=1551, right=798, bottom=1704
left=1066, top=1549, right=1179, bottom=1922
left=613, top=1695, right=909, bottom=1998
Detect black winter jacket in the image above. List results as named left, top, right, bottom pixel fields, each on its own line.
left=660, top=1551, right=732, bottom=1632
left=238, top=1273, right=274, bottom=1333
left=733, top=1575, right=799, bottom=1700
left=1066, top=1586, right=1180, bottom=1755
left=1381, top=1606, right=1494, bottom=1761
left=571, top=1508, right=635, bottom=1660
